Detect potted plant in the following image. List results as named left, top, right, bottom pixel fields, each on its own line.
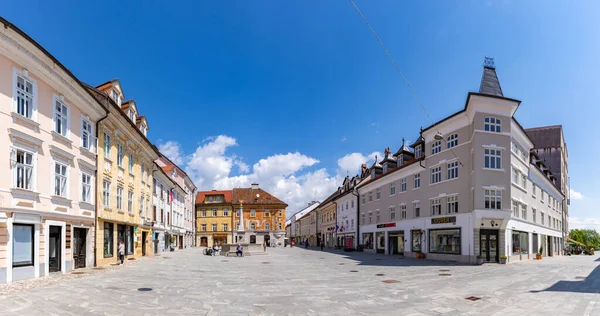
left=536, top=246, right=543, bottom=260
left=169, top=237, right=176, bottom=252
left=499, top=255, right=507, bottom=264
left=415, top=251, right=425, bottom=259
left=476, top=255, right=484, bottom=265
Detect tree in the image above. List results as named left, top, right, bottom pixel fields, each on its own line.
left=570, top=229, right=600, bottom=248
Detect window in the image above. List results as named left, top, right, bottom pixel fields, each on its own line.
left=279, top=223, right=283, bottom=230
left=512, top=200, right=519, bottom=218
left=117, top=186, right=123, bottom=211
left=390, top=207, right=396, bottom=221
left=414, top=173, right=420, bottom=189
left=54, top=162, right=68, bottom=197
left=351, top=219, right=354, bottom=229
left=201, top=210, right=207, bottom=217
left=532, top=184, right=537, bottom=197
left=208, top=196, right=214, bottom=202
left=484, top=189, right=502, bottom=209
left=82, top=173, right=92, bottom=203
left=521, top=204, right=527, bottom=220
left=82, top=119, right=92, bottom=150
left=103, top=181, right=110, bottom=208
left=520, top=172, right=527, bottom=189
left=512, top=231, right=528, bottom=254
left=532, top=208, right=537, bottom=223
left=511, top=167, right=519, bottom=184
left=429, top=229, right=461, bottom=254
left=127, top=226, right=134, bottom=254
left=346, top=202, right=348, bottom=210
left=201, top=224, right=206, bottom=231
left=547, top=194, right=551, bottom=206
left=223, top=208, right=229, bottom=216
left=351, top=200, right=354, bottom=208
left=215, top=196, right=222, bottom=202
left=447, top=134, right=458, bottom=148
left=447, top=196, right=458, bottom=213
left=361, top=194, right=365, bottom=204
left=375, top=211, right=380, bottom=223
left=415, top=145, right=422, bottom=158
left=103, top=222, right=114, bottom=257
left=431, top=166, right=441, bottom=184
left=111, top=89, right=120, bottom=104
left=160, top=185, right=164, bottom=199
left=103, top=132, right=111, bottom=156
left=548, top=215, right=551, bottom=227
left=250, top=223, right=256, bottom=230
left=265, top=210, right=270, bottom=217
left=212, top=224, right=217, bottom=231
left=250, top=210, right=256, bottom=217
left=383, top=164, right=388, bottom=173
left=15, top=74, right=34, bottom=118
left=414, top=202, right=420, bottom=217
left=368, top=212, right=372, bottom=224
left=212, top=209, right=218, bottom=217
left=278, top=210, right=283, bottom=217
left=541, top=190, right=545, bottom=203
left=431, top=199, right=441, bottom=215
left=117, top=144, right=124, bottom=167
left=128, top=153, right=134, bottom=173
left=401, top=178, right=407, bottom=192
left=128, top=191, right=133, bottom=213
left=361, top=213, right=365, bottom=225
left=484, top=117, right=501, bottom=132
left=447, top=161, right=458, bottom=180
left=432, top=141, right=441, bottom=155
left=541, top=212, right=545, bottom=225
left=53, top=98, right=68, bottom=137
left=129, top=110, right=136, bottom=122
left=484, top=149, right=502, bottom=169
left=369, top=191, right=373, bottom=202
left=401, top=205, right=407, bottom=219
left=265, top=223, right=270, bottom=230
left=13, top=149, right=33, bottom=190
left=376, top=189, right=381, bottom=200
left=13, top=224, right=34, bottom=266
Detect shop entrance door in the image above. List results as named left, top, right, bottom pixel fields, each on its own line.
left=388, top=234, right=404, bottom=254
left=73, top=228, right=87, bottom=269
left=480, top=230, right=499, bottom=263
left=49, top=226, right=61, bottom=272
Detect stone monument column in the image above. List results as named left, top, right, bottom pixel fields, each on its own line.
left=237, top=201, right=244, bottom=243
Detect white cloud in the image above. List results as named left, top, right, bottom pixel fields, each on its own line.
left=570, top=189, right=584, bottom=200
left=341, top=136, right=347, bottom=142
left=569, top=217, right=600, bottom=232
left=157, top=141, right=184, bottom=165
left=161, top=135, right=378, bottom=214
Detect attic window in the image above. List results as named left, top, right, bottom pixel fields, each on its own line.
left=383, top=164, right=388, bottom=173
left=111, top=89, right=120, bottom=105
left=129, top=110, right=136, bottom=122
left=371, top=170, right=375, bottom=179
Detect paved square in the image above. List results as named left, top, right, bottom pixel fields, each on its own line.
left=0, top=248, right=599, bottom=315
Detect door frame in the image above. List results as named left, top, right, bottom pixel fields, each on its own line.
left=73, top=227, right=87, bottom=269
left=44, top=221, right=66, bottom=275
left=142, top=232, right=147, bottom=256
left=479, top=229, right=499, bottom=263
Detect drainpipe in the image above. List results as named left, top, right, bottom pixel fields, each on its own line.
left=351, top=190, right=360, bottom=250
left=94, top=96, right=110, bottom=267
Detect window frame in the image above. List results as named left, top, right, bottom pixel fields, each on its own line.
left=250, top=209, right=256, bottom=217
left=447, top=134, right=458, bottom=149
left=103, top=132, right=112, bottom=157
left=431, top=141, right=441, bottom=155
left=484, top=116, right=502, bottom=133
left=103, top=180, right=111, bottom=208
left=81, top=172, right=92, bottom=203
left=431, top=166, right=441, bottom=184
left=414, top=202, right=420, bottom=218
left=116, top=186, right=123, bottom=211
left=128, top=153, right=134, bottom=173
left=484, top=189, right=502, bottom=210
left=429, top=228, right=461, bottom=255
left=117, top=143, right=124, bottom=167
left=52, top=94, right=70, bottom=138
left=414, top=173, right=420, bottom=189
left=484, top=149, right=502, bottom=169
left=431, top=198, right=441, bottom=215
left=81, top=117, right=93, bottom=150
left=53, top=161, right=68, bottom=198
left=128, top=190, right=134, bottom=214
left=401, top=178, right=407, bottom=192
left=447, top=161, right=458, bottom=180
left=447, top=195, right=458, bottom=213
left=12, top=223, right=35, bottom=267
left=13, top=69, right=37, bottom=120
left=103, top=222, right=114, bottom=258
left=390, top=182, right=396, bottom=195
left=12, top=148, right=34, bottom=191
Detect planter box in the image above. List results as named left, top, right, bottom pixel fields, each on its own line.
left=536, top=254, right=542, bottom=260
left=499, top=258, right=507, bottom=264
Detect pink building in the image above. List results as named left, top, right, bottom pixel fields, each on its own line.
left=0, top=18, right=106, bottom=282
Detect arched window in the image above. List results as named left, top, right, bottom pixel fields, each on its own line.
left=484, top=117, right=502, bottom=133
left=447, top=134, right=458, bottom=148
left=250, top=235, right=257, bottom=244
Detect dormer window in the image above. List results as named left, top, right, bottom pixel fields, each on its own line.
left=371, top=170, right=375, bottom=179
left=484, top=117, right=501, bottom=133
left=142, top=127, right=147, bottom=137
left=129, top=110, right=136, bottom=122
left=383, top=164, right=388, bottom=173
left=398, top=155, right=403, bottom=166
left=415, top=145, right=422, bottom=158
left=111, top=89, right=120, bottom=105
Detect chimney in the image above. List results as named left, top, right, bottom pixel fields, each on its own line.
left=251, top=183, right=259, bottom=190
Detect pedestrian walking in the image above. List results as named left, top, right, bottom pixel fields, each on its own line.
left=320, top=241, right=324, bottom=251
left=118, top=241, right=125, bottom=265
left=305, top=240, right=309, bottom=249
left=263, top=241, right=267, bottom=252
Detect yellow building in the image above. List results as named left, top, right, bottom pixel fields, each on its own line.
left=195, top=190, right=233, bottom=247
left=86, top=80, right=159, bottom=266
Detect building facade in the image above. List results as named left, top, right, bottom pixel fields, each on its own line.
left=152, top=162, right=185, bottom=253
left=195, top=190, right=233, bottom=247
left=334, top=176, right=364, bottom=249
left=155, top=156, right=196, bottom=248
left=357, top=60, right=566, bottom=263
left=288, top=201, right=319, bottom=245
left=0, top=20, right=107, bottom=283
left=317, top=193, right=338, bottom=248
left=232, top=184, right=287, bottom=247
left=89, top=79, right=159, bottom=266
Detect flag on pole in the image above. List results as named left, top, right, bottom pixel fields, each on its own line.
left=169, top=189, right=174, bottom=203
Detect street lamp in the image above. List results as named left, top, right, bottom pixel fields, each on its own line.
left=434, top=132, right=444, bottom=141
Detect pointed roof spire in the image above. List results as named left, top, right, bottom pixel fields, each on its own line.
left=479, top=57, right=503, bottom=97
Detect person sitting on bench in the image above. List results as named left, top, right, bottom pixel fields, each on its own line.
left=236, top=244, right=244, bottom=257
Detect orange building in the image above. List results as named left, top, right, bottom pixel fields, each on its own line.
left=232, top=184, right=287, bottom=246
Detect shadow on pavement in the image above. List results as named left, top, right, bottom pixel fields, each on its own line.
left=532, top=263, right=600, bottom=294
left=292, top=246, right=472, bottom=267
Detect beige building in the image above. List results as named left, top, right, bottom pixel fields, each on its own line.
left=357, top=59, right=566, bottom=263
left=317, top=192, right=338, bottom=248
left=0, top=19, right=106, bottom=282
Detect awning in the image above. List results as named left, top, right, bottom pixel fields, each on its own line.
left=568, top=238, right=585, bottom=247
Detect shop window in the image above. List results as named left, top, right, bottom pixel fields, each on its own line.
left=250, top=235, right=257, bottom=244
left=362, top=233, right=373, bottom=249
left=104, top=222, right=114, bottom=257
left=429, top=229, right=461, bottom=254
left=127, top=226, right=134, bottom=254
left=13, top=224, right=34, bottom=266
left=512, top=231, right=529, bottom=254
left=411, top=230, right=421, bottom=252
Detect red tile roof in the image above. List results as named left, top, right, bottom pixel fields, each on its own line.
left=232, top=187, right=287, bottom=206
left=196, top=190, right=233, bottom=204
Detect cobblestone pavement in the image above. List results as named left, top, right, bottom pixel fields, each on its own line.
left=0, top=247, right=599, bottom=315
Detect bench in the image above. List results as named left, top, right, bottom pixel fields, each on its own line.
left=225, top=251, right=244, bottom=257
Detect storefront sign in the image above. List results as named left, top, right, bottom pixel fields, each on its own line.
left=431, top=216, right=456, bottom=225
left=376, top=222, right=397, bottom=229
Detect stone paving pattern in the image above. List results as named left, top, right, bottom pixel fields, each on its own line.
left=0, top=247, right=599, bottom=315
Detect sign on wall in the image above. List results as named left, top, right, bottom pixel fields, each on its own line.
left=431, top=216, right=456, bottom=225
left=376, top=223, right=397, bottom=229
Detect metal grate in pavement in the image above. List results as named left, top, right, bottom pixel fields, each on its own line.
left=439, top=269, right=450, bottom=272
left=375, top=274, right=385, bottom=276
left=93, top=267, right=105, bottom=270
left=71, top=272, right=85, bottom=275
left=465, top=296, right=481, bottom=301
left=382, top=280, right=399, bottom=284
left=262, top=262, right=270, bottom=264
left=439, top=273, right=452, bottom=276
left=349, top=270, right=359, bottom=273
left=138, top=288, right=153, bottom=292
left=221, top=260, right=229, bottom=262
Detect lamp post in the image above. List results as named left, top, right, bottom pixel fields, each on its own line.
left=237, top=201, right=244, bottom=243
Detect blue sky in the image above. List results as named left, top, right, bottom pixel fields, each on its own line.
left=3, top=1, right=598, bottom=225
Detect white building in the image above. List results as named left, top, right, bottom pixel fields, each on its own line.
left=152, top=163, right=184, bottom=253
